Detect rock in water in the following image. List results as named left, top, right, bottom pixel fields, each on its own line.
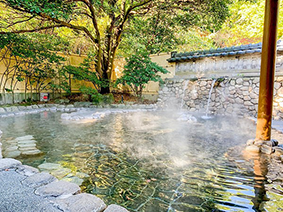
left=21, top=149, right=42, bottom=156
left=38, top=163, right=62, bottom=171
left=15, top=135, right=34, bottom=141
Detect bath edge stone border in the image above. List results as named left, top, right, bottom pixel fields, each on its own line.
left=0, top=103, right=157, bottom=158
left=0, top=158, right=129, bottom=212
left=0, top=103, right=158, bottom=212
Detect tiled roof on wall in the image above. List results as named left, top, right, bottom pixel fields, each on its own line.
left=168, top=42, right=267, bottom=62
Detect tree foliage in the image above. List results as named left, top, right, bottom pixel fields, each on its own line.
left=213, top=0, right=283, bottom=47
left=63, top=54, right=107, bottom=91
left=119, top=0, right=230, bottom=55
left=116, top=52, right=168, bottom=100
left=0, top=0, right=231, bottom=94
left=0, top=33, right=70, bottom=102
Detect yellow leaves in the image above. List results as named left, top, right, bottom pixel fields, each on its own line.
left=216, top=0, right=283, bottom=46
left=97, top=15, right=111, bottom=38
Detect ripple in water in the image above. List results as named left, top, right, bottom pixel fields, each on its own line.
left=0, top=110, right=282, bottom=211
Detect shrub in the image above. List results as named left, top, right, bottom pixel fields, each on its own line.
left=79, top=86, right=103, bottom=103
left=116, top=52, right=169, bottom=101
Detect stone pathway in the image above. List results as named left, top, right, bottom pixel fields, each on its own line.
left=0, top=103, right=160, bottom=212
left=0, top=158, right=128, bottom=212
left=3, top=135, right=42, bottom=158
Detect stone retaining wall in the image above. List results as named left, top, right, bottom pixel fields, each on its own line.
left=157, top=77, right=283, bottom=120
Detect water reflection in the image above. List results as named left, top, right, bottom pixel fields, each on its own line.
left=243, top=150, right=270, bottom=211
left=0, top=111, right=282, bottom=211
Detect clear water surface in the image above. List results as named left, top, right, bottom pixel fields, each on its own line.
left=0, top=110, right=282, bottom=212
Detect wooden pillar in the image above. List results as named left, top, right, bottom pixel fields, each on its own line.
left=255, top=0, right=280, bottom=141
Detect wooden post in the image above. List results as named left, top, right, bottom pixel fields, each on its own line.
left=255, top=0, right=280, bottom=141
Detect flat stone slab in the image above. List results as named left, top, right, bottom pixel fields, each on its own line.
left=54, top=193, right=106, bottom=212
left=15, top=135, right=34, bottom=141
left=75, top=172, right=90, bottom=178
left=19, top=146, right=38, bottom=152
left=35, top=181, right=81, bottom=198
left=0, top=158, right=22, bottom=170
left=38, top=163, right=62, bottom=171
left=50, top=168, right=72, bottom=179
left=4, top=146, right=18, bottom=152
left=5, top=139, right=18, bottom=145
left=21, top=149, right=42, bottom=156
left=4, top=150, right=21, bottom=158
left=16, top=165, right=39, bottom=176
left=104, top=204, right=129, bottom=212
left=17, top=140, right=36, bottom=145
left=22, top=172, right=57, bottom=188
left=62, top=175, right=84, bottom=186
left=0, top=170, right=61, bottom=212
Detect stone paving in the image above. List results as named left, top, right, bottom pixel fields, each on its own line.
left=0, top=158, right=128, bottom=212
left=0, top=104, right=146, bottom=212
left=1, top=103, right=283, bottom=211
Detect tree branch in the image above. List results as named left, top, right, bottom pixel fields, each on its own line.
left=0, top=25, right=65, bottom=34
left=6, top=16, right=35, bottom=28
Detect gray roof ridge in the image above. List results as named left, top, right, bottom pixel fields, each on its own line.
left=168, top=40, right=283, bottom=62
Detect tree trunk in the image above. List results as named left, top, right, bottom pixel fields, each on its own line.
left=100, top=68, right=111, bottom=94
left=100, top=86, right=110, bottom=94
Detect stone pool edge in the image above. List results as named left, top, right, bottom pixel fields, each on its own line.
left=0, top=158, right=128, bottom=212
left=0, top=103, right=160, bottom=212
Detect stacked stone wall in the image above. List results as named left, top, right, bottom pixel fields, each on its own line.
left=158, top=77, right=283, bottom=120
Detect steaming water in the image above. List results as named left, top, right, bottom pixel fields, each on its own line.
left=0, top=110, right=282, bottom=212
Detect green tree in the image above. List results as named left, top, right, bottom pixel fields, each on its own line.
left=119, top=0, right=230, bottom=56
left=213, top=0, right=283, bottom=47
left=0, top=0, right=230, bottom=94
left=0, top=33, right=70, bottom=102
left=116, top=52, right=168, bottom=101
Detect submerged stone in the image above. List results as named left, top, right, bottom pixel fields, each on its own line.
left=17, top=140, right=36, bottom=145
left=246, top=139, right=254, bottom=146
left=54, top=193, right=106, bottom=212
left=15, top=135, right=34, bottom=141
left=21, top=149, right=42, bottom=156
left=62, top=175, right=84, bottom=186
left=5, top=139, right=18, bottom=145
left=261, top=144, right=273, bottom=155
left=51, top=168, right=72, bottom=179
left=75, top=172, right=90, bottom=179
left=38, top=163, right=62, bottom=171
left=4, top=146, right=18, bottom=152
left=273, top=147, right=283, bottom=157
left=4, top=150, right=21, bottom=158
left=245, top=145, right=260, bottom=153
left=18, top=143, right=37, bottom=148
left=19, top=146, right=38, bottom=152
left=104, top=204, right=129, bottom=212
